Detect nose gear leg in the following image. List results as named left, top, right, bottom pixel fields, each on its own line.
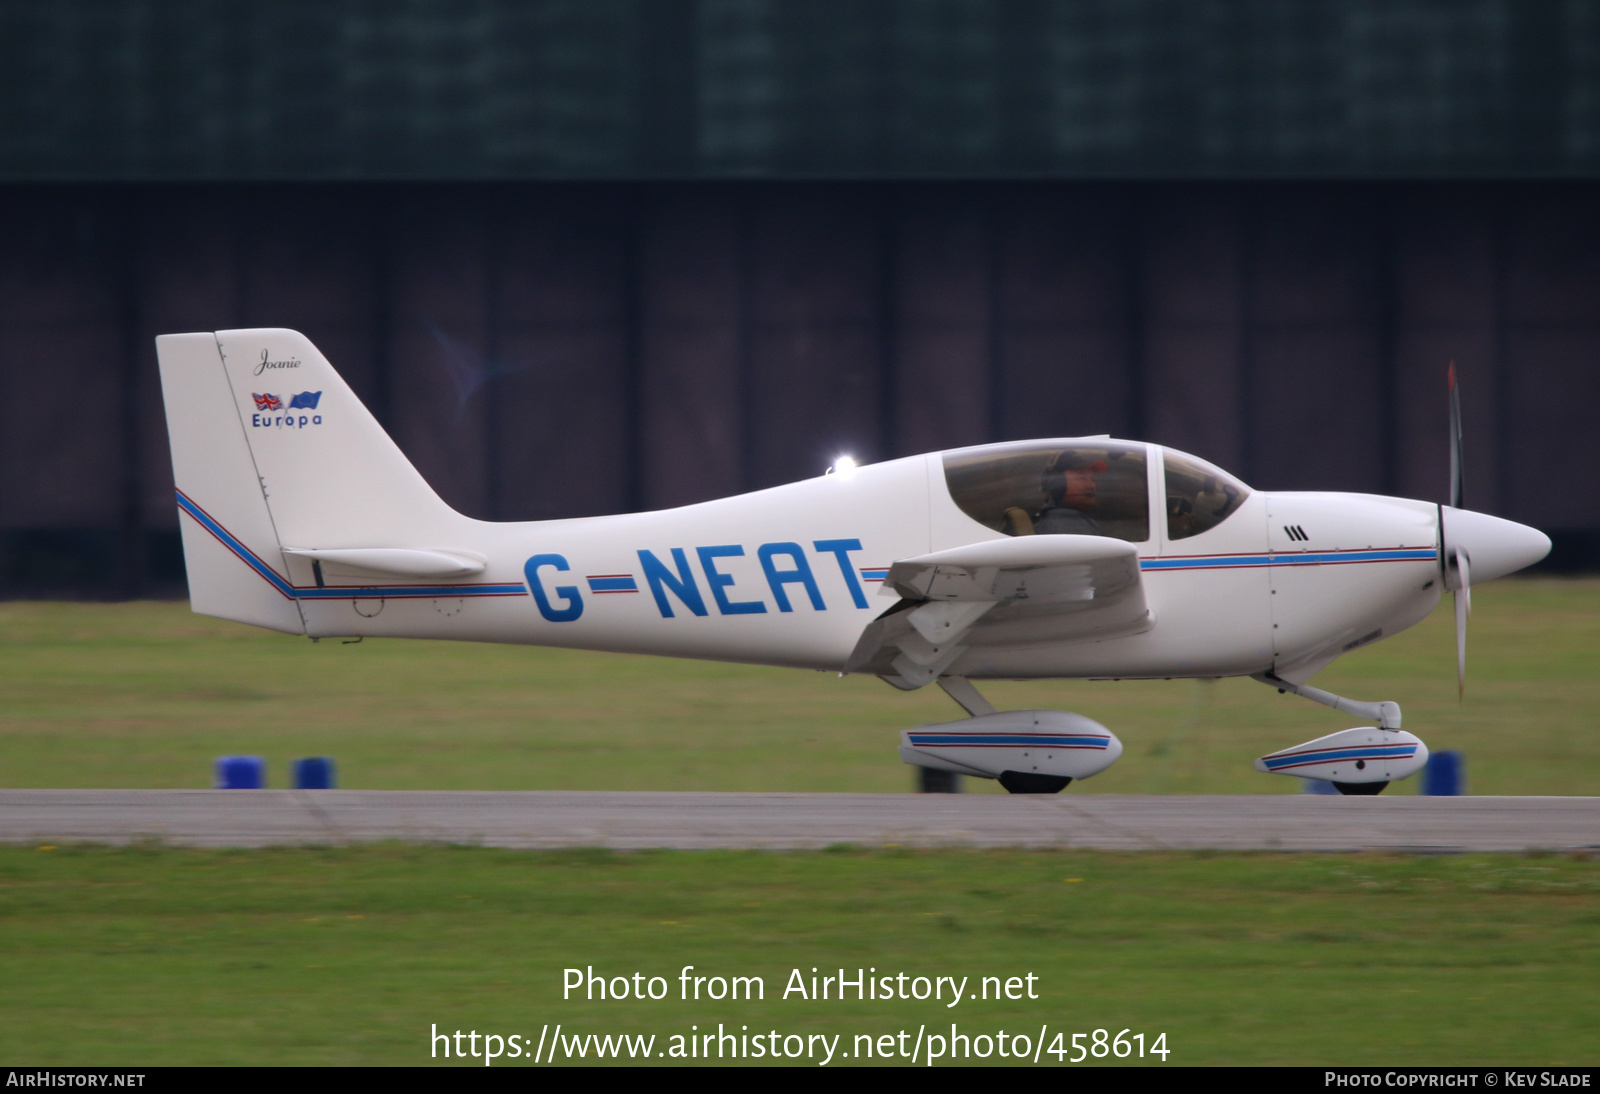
left=1252, top=671, right=1401, bottom=730
left=1252, top=672, right=1427, bottom=795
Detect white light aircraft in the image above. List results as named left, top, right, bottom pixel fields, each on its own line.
left=156, top=330, right=1550, bottom=795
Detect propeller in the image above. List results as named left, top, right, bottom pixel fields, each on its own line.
left=1448, top=361, right=1464, bottom=510
left=1443, top=363, right=1470, bottom=698
left=1452, top=549, right=1470, bottom=698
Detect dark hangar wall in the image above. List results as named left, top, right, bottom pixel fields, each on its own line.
left=3, top=0, right=1598, bottom=180
left=2, top=180, right=1598, bottom=596
left=3, top=1, right=1600, bottom=594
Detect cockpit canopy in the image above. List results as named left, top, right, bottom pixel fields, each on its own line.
left=942, top=440, right=1249, bottom=543
left=943, top=440, right=1151, bottom=542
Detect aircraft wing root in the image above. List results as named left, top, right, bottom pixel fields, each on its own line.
left=847, top=535, right=1151, bottom=686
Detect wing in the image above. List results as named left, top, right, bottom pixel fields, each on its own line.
left=845, top=534, right=1152, bottom=688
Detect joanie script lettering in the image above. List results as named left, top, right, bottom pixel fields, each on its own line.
left=255, top=348, right=302, bottom=375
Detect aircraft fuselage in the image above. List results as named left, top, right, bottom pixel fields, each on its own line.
left=212, top=448, right=1444, bottom=685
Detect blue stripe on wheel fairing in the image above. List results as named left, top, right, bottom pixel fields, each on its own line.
left=1260, top=745, right=1419, bottom=771
left=908, top=733, right=1110, bottom=749
left=175, top=490, right=529, bottom=601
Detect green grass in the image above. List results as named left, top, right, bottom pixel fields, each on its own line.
left=1, top=588, right=1596, bottom=1065
left=0, top=577, right=1596, bottom=794
left=0, top=845, right=1594, bottom=1066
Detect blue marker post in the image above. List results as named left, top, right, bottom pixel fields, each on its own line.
left=292, top=757, right=338, bottom=790
left=215, top=756, right=266, bottom=789
left=1422, top=750, right=1465, bottom=796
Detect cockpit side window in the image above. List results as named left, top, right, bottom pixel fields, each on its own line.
left=942, top=441, right=1149, bottom=543
left=1162, top=450, right=1249, bottom=540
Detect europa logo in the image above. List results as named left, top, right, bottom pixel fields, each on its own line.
left=251, top=392, right=324, bottom=429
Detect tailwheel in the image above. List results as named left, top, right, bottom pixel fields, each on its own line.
left=998, top=770, right=1072, bottom=795
left=1332, top=780, right=1388, bottom=796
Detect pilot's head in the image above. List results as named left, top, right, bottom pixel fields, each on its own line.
left=1167, top=494, right=1195, bottom=534
left=1046, top=452, right=1107, bottom=511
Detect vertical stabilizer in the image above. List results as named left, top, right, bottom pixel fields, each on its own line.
left=156, top=333, right=304, bottom=633
left=212, top=328, right=462, bottom=548
left=158, top=329, right=473, bottom=633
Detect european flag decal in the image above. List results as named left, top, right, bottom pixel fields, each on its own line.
left=288, top=391, right=322, bottom=410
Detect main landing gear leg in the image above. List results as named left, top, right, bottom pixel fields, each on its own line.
left=916, top=677, right=996, bottom=793
left=929, top=677, right=1071, bottom=795
left=937, top=676, right=996, bottom=717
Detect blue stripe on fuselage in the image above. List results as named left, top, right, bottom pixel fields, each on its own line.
left=1261, top=745, right=1419, bottom=771
left=587, top=576, right=640, bottom=593
left=175, top=490, right=529, bottom=601
left=1142, top=548, right=1436, bottom=571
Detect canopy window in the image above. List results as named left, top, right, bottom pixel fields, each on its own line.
left=1162, top=450, right=1250, bottom=540
left=943, top=441, right=1150, bottom=544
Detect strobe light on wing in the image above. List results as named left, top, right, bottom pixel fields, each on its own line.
left=899, top=710, right=1123, bottom=794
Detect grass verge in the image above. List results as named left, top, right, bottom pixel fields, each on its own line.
left=0, top=578, right=1596, bottom=795
left=0, top=845, right=1595, bottom=1065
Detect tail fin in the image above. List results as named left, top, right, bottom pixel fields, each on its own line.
left=156, top=328, right=464, bottom=631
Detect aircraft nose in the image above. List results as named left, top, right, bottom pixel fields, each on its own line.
left=1441, top=507, right=1552, bottom=582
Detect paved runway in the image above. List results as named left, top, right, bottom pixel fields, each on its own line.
left=0, top=790, right=1596, bottom=851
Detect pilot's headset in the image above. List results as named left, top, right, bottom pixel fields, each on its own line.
left=1040, top=451, right=1108, bottom=501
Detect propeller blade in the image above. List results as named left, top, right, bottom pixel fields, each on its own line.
left=1453, top=549, right=1471, bottom=700
left=1445, top=363, right=1469, bottom=698
left=1448, top=362, right=1464, bottom=510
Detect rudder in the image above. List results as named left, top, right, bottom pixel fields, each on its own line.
left=157, top=332, right=304, bottom=633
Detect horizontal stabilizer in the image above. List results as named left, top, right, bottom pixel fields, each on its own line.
left=282, top=547, right=487, bottom=578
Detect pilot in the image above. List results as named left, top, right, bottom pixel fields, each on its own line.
left=1031, top=451, right=1108, bottom=535
left=1167, top=494, right=1196, bottom=538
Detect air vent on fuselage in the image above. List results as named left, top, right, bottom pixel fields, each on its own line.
left=1284, top=525, right=1309, bottom=542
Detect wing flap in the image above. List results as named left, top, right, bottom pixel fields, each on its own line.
left=847, top=535, right=1151, bottom=685
left=885, top=533, right=1140, bottom=605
